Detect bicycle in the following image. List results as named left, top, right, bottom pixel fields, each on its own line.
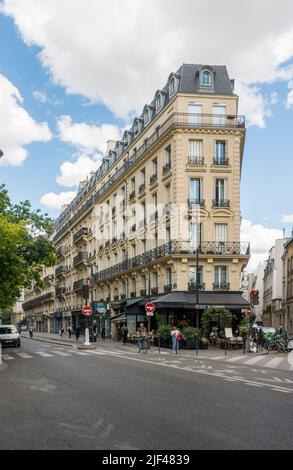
left=137, top=336, right=148, bottom=354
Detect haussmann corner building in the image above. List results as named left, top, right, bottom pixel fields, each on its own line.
left=24, top=64, right=251, bottom=337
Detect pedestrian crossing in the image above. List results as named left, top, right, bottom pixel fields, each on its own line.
left=1, top=347, right=293, bottom=372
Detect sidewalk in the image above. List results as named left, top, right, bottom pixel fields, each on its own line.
left=21, top=331, right=269, bottom=358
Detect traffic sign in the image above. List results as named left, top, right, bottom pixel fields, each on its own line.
left=82, top=305, right=93, bottom=316
left=145, top=302, right=155, bottom=316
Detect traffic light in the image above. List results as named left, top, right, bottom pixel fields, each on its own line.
left=250, top=290, right=259, bottom=305
left=82, top=285, right=90, bottom=301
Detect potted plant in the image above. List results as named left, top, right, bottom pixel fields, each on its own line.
left=157, top=325, right=171, bottom=348
left=200, top=337, right=209, bottom=349
left=182, top=327, right=201, bottom=349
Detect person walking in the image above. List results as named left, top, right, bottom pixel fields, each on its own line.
left=121, top=325, right=128, bottom=345
left=29, top=326, right=33, bottom=338
left=75, top=326, right=81, bottom=341
left=59, top=325, right=64, bottom=338
left=101, top=326, right=106, bottom=341
left=171, top=326, right=181, bottom=354
left=68, top=325, right=72, bottom=339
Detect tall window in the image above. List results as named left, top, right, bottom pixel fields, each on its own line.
left=189, top=266, right=203, bottom=287
left=131, top=278, right=136, bottom=295
left=131, top=177, right=135, bottom=193
left=189, top=223, right=203, bottom=247
left=214, top=266, right=228, bottom=289
left=165, top=183, right=171, bottom=203
left=152, top=158, right=157, bottom=177
left=188, top=102, right=202, bottom=124
left=165, top=268, right=172, bottom=286
left=141, top=275, right=146, bottom=291
left=169, top=77, right=175, bottom=95
left=152, top=271, right=158, bottom=289
left=141, top=239, right=146, bottom=254
left=165, top=145, right=171, bottom=165
left=214, top=224, right=228, bottom=242
left=189, top=140, right=203, bottom=163
left=140, top=168, right=145, bottom=184
left=212, top=104, right=226, bottom=126
left=189, top=178, right=202, bottom=204
left=215, top=179, right=227, bottom=204
left=215, top=141, right=227, bottom=164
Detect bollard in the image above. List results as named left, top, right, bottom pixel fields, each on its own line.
left=158, top=335, right=160, bottom=354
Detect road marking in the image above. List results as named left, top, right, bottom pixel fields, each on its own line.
left=35, top=352, right=54, bottom=357
left=271, top=389, right=291, bottom=393
left=3, top=354, right=14, bottom=360
left=226, top=355, right=246, bottom=363
left=208, top=356, right=226, bottom=360
left=272, top=377, right=283, bottom=383
left=243, top=356, right=265, bottom=365
left=71, top=351, right=91, bottom=356
left=264, top=357, right=284, bottom=369
left=15, top=352, right=33, bottom=359
left=50, top=351, right=72, bottom=357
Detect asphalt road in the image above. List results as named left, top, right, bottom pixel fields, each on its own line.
left=0, top=338, right=293, bottom=450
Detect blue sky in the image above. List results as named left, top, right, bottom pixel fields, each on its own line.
left=0, top=0, right=293, bottom=270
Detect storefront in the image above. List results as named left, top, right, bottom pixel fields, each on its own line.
left=51, top=312, right=63, bottom=333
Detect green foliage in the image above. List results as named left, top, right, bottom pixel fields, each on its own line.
left=201, top=307, right=232, bottom=332
left=182, top=327, right=201, bottom=339
left=157, top=325, right=171, bottom=340
left=239, top=315, right=250, bottom=337
left=0, top=185, right=56, bottom=312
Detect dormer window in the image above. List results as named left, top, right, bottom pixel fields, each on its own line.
left=144, top=108, right=150, bottom=124
left=156, top=93, right=162, bottom=111
left=202, top=71, right=211, bottom=86
left=134, top=121, right=138, bottom=134
left=169, top=77, right=175, bottom=95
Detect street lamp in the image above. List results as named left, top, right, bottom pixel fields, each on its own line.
left=0, top=150, right=3, bottom=158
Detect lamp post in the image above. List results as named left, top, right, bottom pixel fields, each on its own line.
left=195, top=246, right=199, bottom=356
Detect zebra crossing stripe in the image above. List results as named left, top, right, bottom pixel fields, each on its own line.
left=35, top=352, right=54, bottom=357
left=243, top=356, right=265, bottom=365
left=208, top=356, right=226, bottom=360
left=50, top=351, right=72, bottom=356
left=264, top=357, right=284, bottom=369
left=15, top=352, right=33, bottom=359
left=226, top=356, right=246, bottom=363
left=3, top=354, right=14, bottom=360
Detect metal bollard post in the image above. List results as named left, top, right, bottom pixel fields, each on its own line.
left=158, top=335, right=160, bottom=354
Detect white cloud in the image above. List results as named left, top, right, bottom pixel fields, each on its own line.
left=56, top=154, right=100, bottom=188
left=40, top=191, right=76, bottom=210
left=32, top=90, right=47, bottom=103
left=2, top=0, right=293, bottom=125
left=0, top=73, right=52, bottom=166
left=281, top=214, right=293, bottom=224
left=57, top=115, right=121, bottom=154
left=241, top=219, right=283, bottom=271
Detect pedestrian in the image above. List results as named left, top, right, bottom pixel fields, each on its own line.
left=68, top=325, right=72, bottom=339
left=171, top=326, right=181, bottom=354
left=59, top=325, right=64, bottom=338
left=121, top=324, right=128, bottom=345
left=29, top=326, right=33, bottom=338
left=75, top=326, right=81, bottom=341
left=101, top=326, right=106, bottom=340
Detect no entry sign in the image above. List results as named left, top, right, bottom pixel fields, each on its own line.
left=145, top=302, right=155, bottom=316
left=82, top=305, right=93, bottom=316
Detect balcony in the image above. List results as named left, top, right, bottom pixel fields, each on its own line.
left=188, top=156, right=204, bottom=165
left=212, top=199, right=230, bottom=208
left=129, top=191, right=136, bottom=202
left=139, top=183, right=146, bottom=194
left=53, top=112, right=245, bottom=244
left=55, top=266, right=66, bottom=278
left=188, top=282, right=205, bottom=291
left=44, top=275, right=54, bottom=285
left=162, top=161, right=171, bottom=174
left=213, top=282, right=230, bottom=291
left=56, top=246, right=68, bottom=258
left=187, top=199, right=205, bottom=208
left=73, top=252, right=88, bottom=267
left=22, top=292, right=54, bottom=311
left=73, top=279, right=85, bottom=291
left=164, top=284, right=173, bottom=293
left=92, top=241, right=250, bottom=284
left=150, top=174, right=158, bottom=185
left=56, top=287, right=66, bottom=297
left=73, top=227, right=88, bottom=244
left=213, top=158, right=229, bottom=166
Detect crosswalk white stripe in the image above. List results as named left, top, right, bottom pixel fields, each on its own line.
left=243, top=356, right=265, bottom=365
left=15, top=352, right=33, bottom=359
left=71, top=351, right=92, bottom=356
left=208, top=356, right=226, bottom=360
left=35, top=352, right=54, bottom=357
left=50, top=351, right=72, bottom=356
left=226, top=355, right=246, bottom=363
left=264, top=357, right=284, bottom=369
left=3, top=354, right=14, bottom=360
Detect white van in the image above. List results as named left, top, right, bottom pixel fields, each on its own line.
left=0, top=325, right=21, bottom=347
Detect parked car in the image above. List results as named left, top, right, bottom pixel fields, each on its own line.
left=0, top=325, right=21, bottom=347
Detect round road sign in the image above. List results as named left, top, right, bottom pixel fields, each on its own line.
left=145, top=302, right=155, bottom=314
left=82, top=305, right=93, bottom=316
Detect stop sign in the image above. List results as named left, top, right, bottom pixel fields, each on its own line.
left=82, top=305, right=93, bottom=316
left=145, top=302, right=155, bottom=314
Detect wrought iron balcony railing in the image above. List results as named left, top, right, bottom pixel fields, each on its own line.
left=73, top=252, right=88, bottom=267
left=150, top=174, right=158, bottom=185
left=22, top=292, right=54, bottom=311
left=213, top=158, right=229, bottom=166
left=73, top=227, right=88, bottom=244
left=55, top=266, right=66, bottom=277
left=213, top=282, right=230, bottom=291
left=139, top=183, right=146, bottom=193
left=162, top=161, right=171, bottom=174
left=212, top=199, right=230, bottom=208
left=188, top=199, right=205, bottom=207
left=188, top=282, right=205, bottom=291
left=55, top=287, right=66, bottom=297
left=188, top=156, right=204, bottom=165
left=92, top=241, right=250, bottom=283
left=56, top=246, right=68, bottom=258
left=73, top=279, right=85, bottom=291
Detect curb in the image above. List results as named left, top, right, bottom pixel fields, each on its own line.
left=20, top=335, right=75, bottom=348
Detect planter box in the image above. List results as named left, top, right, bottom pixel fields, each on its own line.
left=184, top=339, right=209, bottom=349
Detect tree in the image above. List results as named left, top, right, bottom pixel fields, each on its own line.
left=0, top=184, right=56, bottom=313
